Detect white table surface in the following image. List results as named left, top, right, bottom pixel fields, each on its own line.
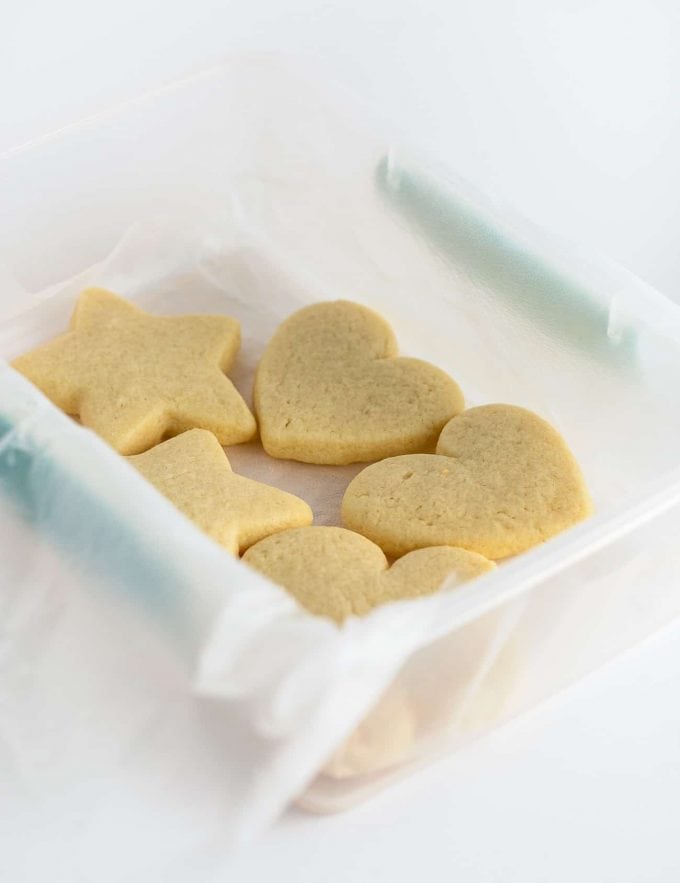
left=4, top=2, right=680, bottom=881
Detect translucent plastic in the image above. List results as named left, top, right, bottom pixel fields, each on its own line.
left=3, top=55, right=680, bottom=876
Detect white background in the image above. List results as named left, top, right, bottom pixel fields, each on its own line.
left=4, top=2, right=680, bottom=881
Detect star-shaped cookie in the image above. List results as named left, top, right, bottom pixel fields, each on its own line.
left=12, top=287, right=256, bottom=454
left=128, top=429, right=313, bottom=554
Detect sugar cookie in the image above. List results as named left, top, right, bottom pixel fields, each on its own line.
left=128, top=429, right=312, bottom=554
left=242, top=525, right=494, bottom=622
left=12, top=287, right=256, bottom=454
left=321, top=686, right=416, bottom=779
left=342, top=404, right=592, bottom=559
left=253, top=300, right=464, bottom=465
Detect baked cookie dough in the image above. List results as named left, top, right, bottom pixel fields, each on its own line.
left=12, top=287, right=256, bottom=454
left=129, top=429, right=312, bottom=554
left=253, top=300, right=464, bottom=465
left=321, top=686, right=416, bottom=779
left=242, top=525, right=494, bottom=622
left=342, top=404, right=592, bottom=558
left=304, top=630, right=522, bottom=794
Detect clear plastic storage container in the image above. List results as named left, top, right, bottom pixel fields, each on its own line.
left=3, top=54, right=680, bottom=876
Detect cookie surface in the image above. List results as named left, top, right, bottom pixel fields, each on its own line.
left=242, top=525, right=494, bottom=622
left=321, top=686, right=416, bottom=779
left=12, top=287, right=256, bottom=454
left=342, top=404, right=592, bottom=559
left=128, top=429, right=312, bottom=554
left=253, top=300, right=464, bottom=464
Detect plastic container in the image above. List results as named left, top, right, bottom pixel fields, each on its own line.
left=3, top=54, right=680, bottom=875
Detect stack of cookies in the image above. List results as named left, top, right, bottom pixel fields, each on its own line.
left=13, top=289, right=592, bottom=624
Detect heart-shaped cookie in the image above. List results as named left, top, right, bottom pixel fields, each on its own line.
left=242, top=525, right=494, bottom=622
left=253, top=300, right=464, bottom=464
left=342, top=404, right=592, bottom=559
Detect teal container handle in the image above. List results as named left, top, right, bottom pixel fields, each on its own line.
left=375, top=154, right=637, bottom=370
